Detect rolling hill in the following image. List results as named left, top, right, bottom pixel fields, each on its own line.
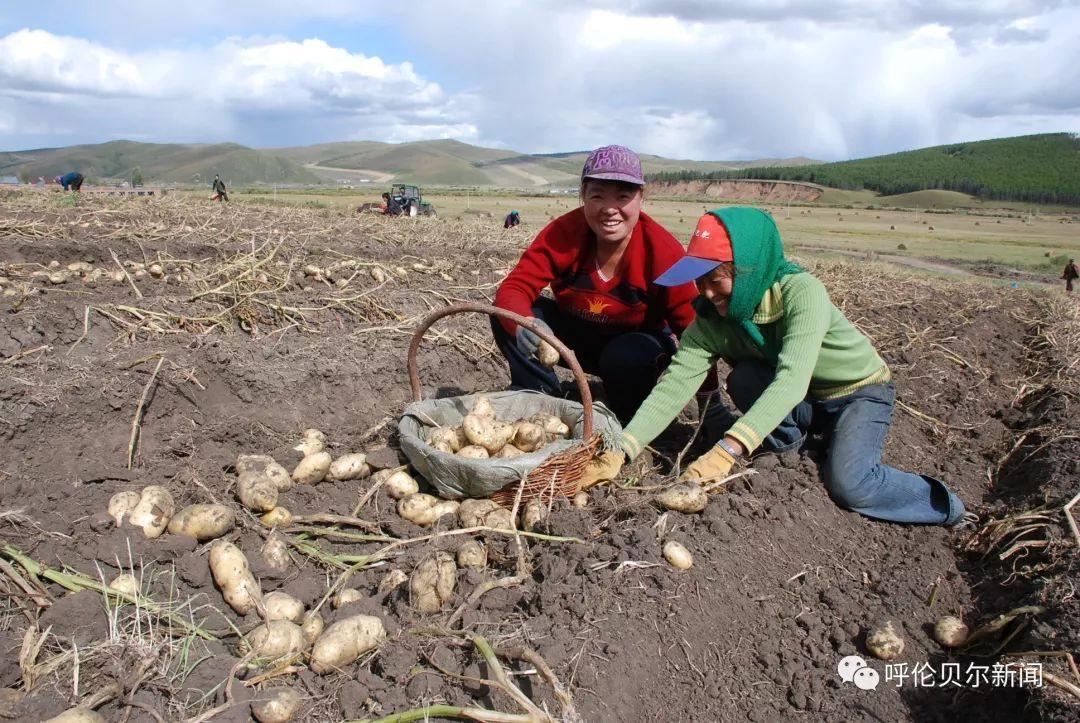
left=653, top=133, right=1080, bottom=205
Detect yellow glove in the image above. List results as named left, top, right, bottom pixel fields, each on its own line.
left=680, top=443, right=737, bottom=485
left=578, top=450, right=625, bottom=489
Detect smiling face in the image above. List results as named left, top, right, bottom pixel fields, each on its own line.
left=581, top=179, right=643, bottom=247
left=695, top=263, right=736, bottom=316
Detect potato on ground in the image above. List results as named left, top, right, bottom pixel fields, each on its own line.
left=377, top=569, right=408, bottom=595
left=107, top=490, right=141, bottom=526
left=456, top=540, right=487, bottom=569
left=128, top=486, right=176, bottom=538
left=410, top=552, right=457, bottom=614
left=291, top=450, right=332, bottom=485
left=261, top=535, right=292, bottom=574
left=328, top=453, right=370, bottom=481
left=209, top=540, right=262, bottom=615
left=242, top=620, right=306, bottom=660
left=300, top=611, right=325, bottom=646
left=251, top=687, right=302, bottom=723
left=457, top=498, right=514, bottom=529
left=167, top=504, right=235, bottom=541
left=663, top=541, right=694, bottom=569
left=109, top=573, right=139, bottom=596
left=310, top=614, right=386, bottom=674
left=657, top=484, right=708, bottom=514
left=866, top=621, right=905, bottom=660
left=236, top=454, right=293, bottom=491
left=398, top=493, right=459, bottom=526
left=380, top=469, right=419, bottom=499
left=262, top=592, right=305, bottom=623
left=44, top=709, right=106, bottom=723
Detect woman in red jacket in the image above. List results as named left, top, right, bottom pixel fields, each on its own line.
left=492, top=145, right=708, bottom=423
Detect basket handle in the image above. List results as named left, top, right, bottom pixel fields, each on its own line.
left=407, top=301, right=594, bottom=438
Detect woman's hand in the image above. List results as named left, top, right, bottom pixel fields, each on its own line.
left=578, top=450, right=625, bottom=488
left=680, top=440, right=741, bottom=484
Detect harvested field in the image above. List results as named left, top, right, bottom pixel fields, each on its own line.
left=0, top=192, right=1077, bottom=722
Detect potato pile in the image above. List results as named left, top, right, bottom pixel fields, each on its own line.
left=107, top=486, right=233, bottom=542
left=0, top=258, right=189, bottom=297
left=424, top=396, right=571, bottom=461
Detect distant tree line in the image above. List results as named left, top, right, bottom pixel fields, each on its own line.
left=652, top=133, right=1080, bottom=205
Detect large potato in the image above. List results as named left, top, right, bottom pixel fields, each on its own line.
left=397, top=493, right=459, bottom=526
left=457, top=498, right=514, bottom=529
left=235, top=457, right=280, bottom=512
left=470, top=396, right=496, bottom=418
left=410, top=552, right=457, bottom=614
left=456, top=540, right=487, bottom=569
left=107, top=490, right=141, bottom=526
left=382, top=470, right=419, bottom=499
left=237, top=454, right=293, bottom=492
left=463, top=414, right=515, bottom=454
left=427, top=426, right=462, bottom=453
left=512, top=421, right=545, bottom=452
left=328, top=453, right=369, bottom=481
left=262, top=592, right=305, bottom=623
left=242, top=620, right=305, bottom=660
left=310, top=614, right=386, bottom=674
left=291, top=451, right=332, bottom=485
left=657, top=484, right=708, bottom=514
left=128, top=486, right=176, bottom=538
left=167, top=504, right=235, bottom=541
left=209, top=540, right=262, bottom=615
left=251, top=687, right=302, bottom=723
left=260, top=507, right=294, bottom=528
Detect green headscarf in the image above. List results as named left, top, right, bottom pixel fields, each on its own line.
left=707, top=207, right=803, bottom=354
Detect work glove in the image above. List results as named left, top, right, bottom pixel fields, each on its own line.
left=515, top=318, right=554, bottom=358
left=680, top=443, right=738, bottom=485
left=578, top=450, right=625, bottom=489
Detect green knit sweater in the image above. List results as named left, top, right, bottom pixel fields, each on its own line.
left=621, top=272, right=890, bottom=456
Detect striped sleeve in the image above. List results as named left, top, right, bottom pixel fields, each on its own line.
left=726, top=275, right=831, bottom=452
left=621, top=318, right=721, bottom=458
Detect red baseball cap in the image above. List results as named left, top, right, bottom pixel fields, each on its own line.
left=655, top=213, right=734, bottom=286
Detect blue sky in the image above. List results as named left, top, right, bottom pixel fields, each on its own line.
left=2, top=1, right=1079, bottom=160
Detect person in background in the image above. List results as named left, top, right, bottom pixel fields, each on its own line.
left=612, top=207, right=968, bottom=526
left=212, top=175, right=229, bottom=202
left=504, top=210, right=522, bottom=229
left=54, top=172, right=84, bottom=192
left=491, top=144, right=716, bottom=428
left=1063, top=258, right=1078, bottom=293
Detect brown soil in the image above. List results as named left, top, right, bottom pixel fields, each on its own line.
left=0, top=193, right=1077, bottom=722
left=649, top=179, right=823, bottom=202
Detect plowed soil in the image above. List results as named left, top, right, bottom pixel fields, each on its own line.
left=0, top=193, right=1076, bottom=722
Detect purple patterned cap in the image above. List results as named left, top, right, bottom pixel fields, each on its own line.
left=581, top=145, right=645, bottom=186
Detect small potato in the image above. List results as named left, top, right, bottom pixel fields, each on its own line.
left=470, top=396, right=496, bottom=418
left=657, top=484, right=708, bottom=514
left=251, top=687, right=302, bottom=723
left=397, top=493, right=459, bottom=526
left=522, top=500, right=545, bottom=531
left=457, top=445, right=489, bottom=459
left=129, top=486, right=176, bottom=539
left=148, top=263, right=165, bottom=278
left=328, top=453, right=370, bottom=481
left=292, top=451, right=332, bottom=485
left=456, top=540, right=487, bottom=569
left=300, top=610, right=324, bottom=646
left=383, top=470, right=419, bottom=500
left=107, top=490, right=141, bottom=526
left=261, top=535, right=292, bottom=574
left=866, top=621, right=905, bottom=660
left=377, top=569, right=408, bottom=595
left=292, top=438, right=325, bottom=457
left=530, top=413, right=570, bottom=439
left=572, top=491, right=589, bottom=508
left=333, top=588, right=363, bottom=609
left=262, top=592, right=305, bottom=623
left=494, top=444, right=524, bottom=459
left=663, top=541, right=694, bottom=569
left=237, top=455, right=293, bottom=492
left=209, top=541, right=262, bottom=616
left=310, top=614, right=386, bottom=674
left=458, top=498, right=514, bottom=530
left=109, top=573, right=139, bottom=597
left=260, top=507, right=294, bottom=528
left=536, top=339, right=560, bottom=367
left=427, top=426, right=462, bottom=453
left=933, top=616, right=969, bottom=648
left=44, top=709, right=106, bottom=723
left=302, top=428, right=326, bottom=442
left=410, top=552, right=457, bottom=614
left=235, top=457, right=281, bottom=512
left=512, top=421, right=546, bottom=452
left=167, top=504, right=235, bottom=541
left=243, top=620, right=305, bottom=660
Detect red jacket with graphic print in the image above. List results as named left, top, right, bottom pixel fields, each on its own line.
left=495, top=209, right=698, bottom=337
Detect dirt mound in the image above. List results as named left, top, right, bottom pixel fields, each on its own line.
left=648, top=179, right=823, bottom=202
left=0, top=193, right=1077, bottom=721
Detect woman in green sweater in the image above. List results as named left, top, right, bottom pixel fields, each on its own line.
left=615, top=207, right=966, bottom=525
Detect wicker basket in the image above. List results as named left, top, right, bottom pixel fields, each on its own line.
left=407, top=302, right=602, bottom=506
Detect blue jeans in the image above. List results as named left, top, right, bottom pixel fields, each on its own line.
left=490, top=297, right=676, bottom=424
left=716, top=360, right=965, bottom=526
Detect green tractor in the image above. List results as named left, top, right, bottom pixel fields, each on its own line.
left=392, top=184, right=436, bottom=217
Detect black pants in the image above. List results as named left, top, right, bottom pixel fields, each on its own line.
left=490, top=297, right=677, bottom=423
left=71, top=174, right=84, bottom=191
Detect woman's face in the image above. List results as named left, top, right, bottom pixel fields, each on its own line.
left=582, top=180, right=643, bottom=246
left=696, top=264, right=735, bottom=316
